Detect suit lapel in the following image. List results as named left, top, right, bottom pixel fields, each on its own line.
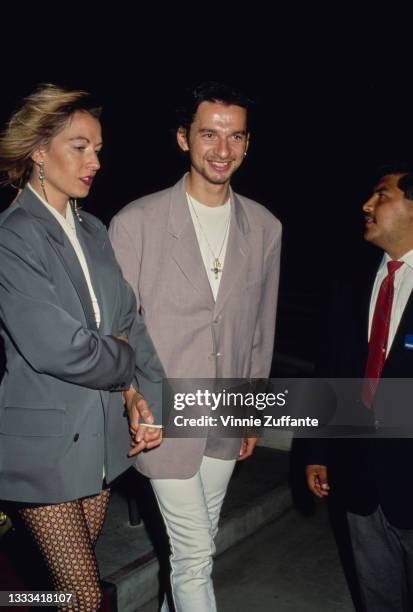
left=75, top=217, right=110, bottom=330
left=214, top=191, right=250, bottom=317
left=17, top=187, right=98, bottom=331
left=383, top=287, right=413, bottom=375
left=167, top=176, right=251, bottom=312
left=167, top=177, right=215, bottom=307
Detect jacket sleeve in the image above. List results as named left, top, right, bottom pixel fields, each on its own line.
left=0, top=226, right=135, bottom=390
left=250, top=221, right=282, bottom=378
left=109, top=214, right=165, bottom=424
left=108, top=213, right=142, bottom=308
left=128, top=314, right=165, bottom=425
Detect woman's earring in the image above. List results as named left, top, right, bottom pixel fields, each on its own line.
left=71, top=199, right=83, bottom=223
left=38, top=161, right=48, bottom=202
left=39, top=161, right=45, bottom=185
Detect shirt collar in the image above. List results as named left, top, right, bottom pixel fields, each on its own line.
left=380, top=248, right=413, bottom=272
left=27, top=182, right=71, bottom=226
left=186, top=191, right=230, bottom=210
left=400, top=248, right=413, bottom=270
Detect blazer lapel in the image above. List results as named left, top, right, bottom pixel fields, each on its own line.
left=167, top=177, right=215, bottom=307
left=383, top=286, right=413, bottom=375
left=75, top=217, right=110, bottom=330
left=17, top=187, right=98, bottom=331
left=214, top=191, right=250, bottom=317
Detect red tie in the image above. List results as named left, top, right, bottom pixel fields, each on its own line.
left=362, top=260, right=404, bottom=408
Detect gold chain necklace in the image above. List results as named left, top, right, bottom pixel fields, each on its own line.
left=188, top=193, right=231, bottom=280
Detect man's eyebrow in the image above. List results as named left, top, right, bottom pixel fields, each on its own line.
left=374, top=185, right=389, bottom=193
left=198, top=128, right=247, bottom=135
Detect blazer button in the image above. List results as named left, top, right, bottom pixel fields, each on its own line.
left=73, top=433, right=79, bottom=442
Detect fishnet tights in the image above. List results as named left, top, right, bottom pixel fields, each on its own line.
left=18, top=489, right=110, bottom=611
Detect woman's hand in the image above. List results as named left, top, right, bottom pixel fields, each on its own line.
left=123, top=386, right=163, bottom=456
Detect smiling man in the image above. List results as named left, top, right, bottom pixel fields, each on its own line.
left=109, top=82, right=282, bottom=612
left=306, top=168, right=413, bottom=611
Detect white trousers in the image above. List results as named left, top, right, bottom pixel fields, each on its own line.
left=151, top=455, right=236, bottom=612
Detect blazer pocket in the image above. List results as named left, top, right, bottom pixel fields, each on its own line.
left=0, top=405, right=66, bottom=437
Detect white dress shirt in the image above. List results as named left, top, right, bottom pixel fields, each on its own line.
left=368, top=249, right=413, bottom=355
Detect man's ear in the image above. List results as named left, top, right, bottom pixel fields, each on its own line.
left=245, top=132, right=250, bottom=154
left=176, top=127, right=189, bottom=152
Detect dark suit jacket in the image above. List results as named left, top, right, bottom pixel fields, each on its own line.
left=0, top=186, right=163, bottom=504
left=307, top=260, right=413, bottom=528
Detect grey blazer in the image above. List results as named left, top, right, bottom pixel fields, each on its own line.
left=0, top=186, right=163, bottom=504
left=109, top=175, right=282, bottom=479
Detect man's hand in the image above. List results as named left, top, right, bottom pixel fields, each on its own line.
left=123, top=386, right=163, bottom=456
left=238, top=436, right=259, bottom=461
left=305, top=464, right=330, bottom=498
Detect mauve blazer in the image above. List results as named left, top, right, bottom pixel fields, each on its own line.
left=0, top=186, right=163, bottom=503
left=109, top=175, right=282, bottom=479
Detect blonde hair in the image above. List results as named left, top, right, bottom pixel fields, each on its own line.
left=0, top=83, right=102, bottom=188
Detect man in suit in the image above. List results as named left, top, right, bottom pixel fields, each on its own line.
left=306, top=168, right=413, bottom=611
left=109, top=81, right=282, bottom=612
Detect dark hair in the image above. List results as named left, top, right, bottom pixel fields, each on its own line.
left=398, top=174, right=413, bottom=201
left=176, top=81, right=252, bottom=132
left=376, top=162, right=413, bottom=201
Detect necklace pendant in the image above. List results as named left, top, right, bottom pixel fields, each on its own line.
left=211, top=258, right=222, bottom=280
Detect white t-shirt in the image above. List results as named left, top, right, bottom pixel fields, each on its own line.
left=187, top=193, right=231, bottom=301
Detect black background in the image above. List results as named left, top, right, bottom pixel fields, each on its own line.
left=0, top=10, right=411, bottom=364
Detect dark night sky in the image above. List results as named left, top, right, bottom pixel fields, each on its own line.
left=0, top=14, right=411, bottom=363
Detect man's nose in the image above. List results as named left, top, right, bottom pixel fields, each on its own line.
left=215, top=138, right=231, bottom=159
left=362, top=195, right=375, bottom=212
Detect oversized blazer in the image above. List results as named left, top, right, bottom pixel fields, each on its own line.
left=306, top=260, right=413, bottom=528
left=0, top=186, right=163, bottom=504
left=109, top=175, right=282, bottom=479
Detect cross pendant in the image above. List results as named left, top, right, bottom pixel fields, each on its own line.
left=211, top=259, right=222, bottom=280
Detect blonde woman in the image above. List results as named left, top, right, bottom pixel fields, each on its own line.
left=0, top=84, right=162, bottom=610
